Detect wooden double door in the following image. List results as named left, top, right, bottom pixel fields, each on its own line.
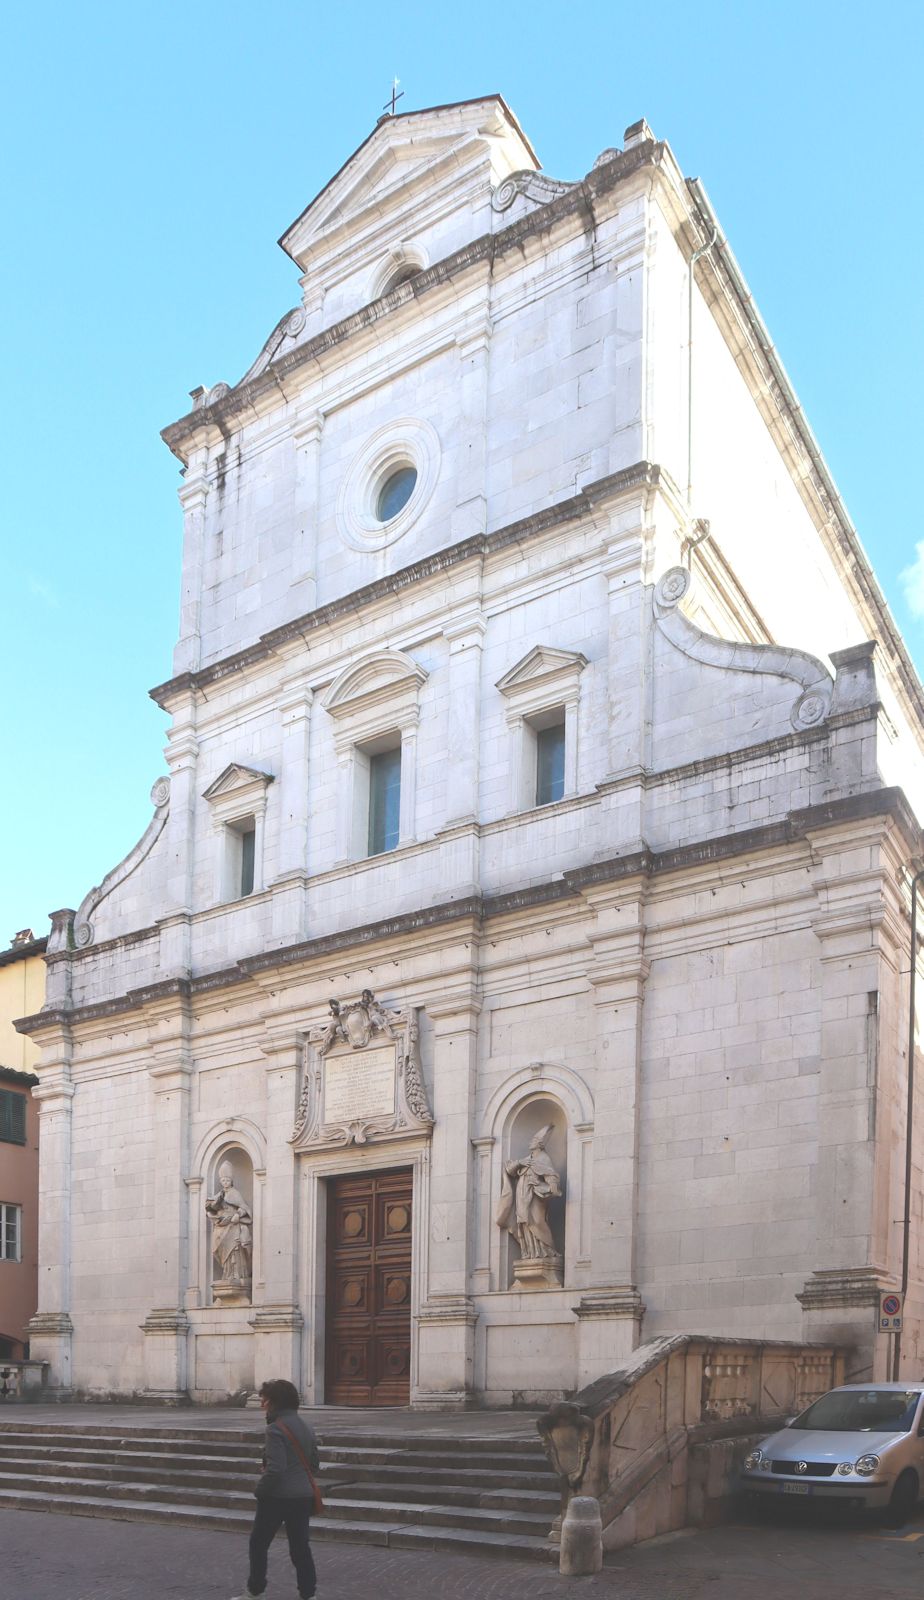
left=325, top=1168, right=413, bottom=1406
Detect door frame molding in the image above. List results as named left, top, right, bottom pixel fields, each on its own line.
left=297, top=1140, right=431, bottom=1406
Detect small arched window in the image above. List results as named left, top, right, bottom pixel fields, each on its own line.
left=385, top=265, right=418, bottom=292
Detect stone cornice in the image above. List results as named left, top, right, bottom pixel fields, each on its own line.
left=149, top=461, right=660, bottom=708
left=15, top=785, right=920, bottom=1036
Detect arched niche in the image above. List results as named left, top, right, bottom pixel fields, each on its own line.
left=204, top=1144, right=254, bottom=1308
left=501, top=1094, right=568, bottom=1289
left=475, top=1064, right=593, bottom=1295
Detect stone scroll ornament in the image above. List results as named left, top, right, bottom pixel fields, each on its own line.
left=653, top=566, right=833, bottom=732
left=290, top=990, right=433, bottom=1151
left=73, top=777, right=171, bottom=948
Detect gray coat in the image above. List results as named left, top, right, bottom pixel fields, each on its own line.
left=255, top=1409, right=321, bottom=1501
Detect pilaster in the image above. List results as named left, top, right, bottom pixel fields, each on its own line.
left=801, top=832, right=903, bottom=1373
left=254, top=1028, right=303, bottom=1389
left=599, top=525, right=656, bottom=849
left=442, top=608, right=486, bottom=827
left=173, top=454, right=209, bottom=674
left=415, top=987, right=481, bottom=1405
left=26, top=1025, right=75, bottom=1392
left=580, top=876, right=648, bottom=1374
left=142, top=1014, right=194, bottom=1399
left=271, top=662, right=314, bottom=946
left=450, top=314, right=491, bottom=540
left=160, top=696, right=199, bottom=973
left=290, top=412, right=322, bottom=611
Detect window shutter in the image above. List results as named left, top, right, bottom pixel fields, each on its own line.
left=0, top=1089, right=27, bottom=1144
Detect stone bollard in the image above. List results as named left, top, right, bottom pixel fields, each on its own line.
left=559, top=1494, right=603, bottom=1576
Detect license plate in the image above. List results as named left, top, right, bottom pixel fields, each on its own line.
left=782, top=1483, right=811, bottom=1495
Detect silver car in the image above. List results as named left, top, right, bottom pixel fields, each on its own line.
left=741, top=1383, right=924, bottom=1523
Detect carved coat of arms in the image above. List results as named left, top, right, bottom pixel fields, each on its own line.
left=290, top=990, right=432, bottom=1150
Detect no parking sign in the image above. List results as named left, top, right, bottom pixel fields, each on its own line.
left=880, top=1291, right=903, bottom=1332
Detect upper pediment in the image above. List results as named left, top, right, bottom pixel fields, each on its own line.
left=279, top=96, right=537, bottom=268
left=202, top=763, right=274, bottom=802
left=496, top=646, right=588, bottom=696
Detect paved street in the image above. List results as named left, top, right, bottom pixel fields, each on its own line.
left=5, top=1503, right=924, bottom=1600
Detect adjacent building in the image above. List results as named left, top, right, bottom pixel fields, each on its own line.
left=17, top=99, right=924, bottom=1405
left=0, top=932, right=44, bottom=1358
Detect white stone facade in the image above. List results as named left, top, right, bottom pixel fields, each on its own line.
left=19, top=98, right=924, bottom=1404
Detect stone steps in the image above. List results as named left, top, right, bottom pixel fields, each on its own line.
left=0, top=1422, right=559, bottom=1562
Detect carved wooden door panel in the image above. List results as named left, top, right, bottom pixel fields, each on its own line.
left=325, top=1168, right=413, bottom=1405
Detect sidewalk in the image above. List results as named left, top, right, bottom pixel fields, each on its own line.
left=4, top=1503, right=924, bottom=1600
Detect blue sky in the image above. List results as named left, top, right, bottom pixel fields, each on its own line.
left=1, top=0, right=922, bottom=942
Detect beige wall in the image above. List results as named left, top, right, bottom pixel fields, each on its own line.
left=0, top=951, right=44, bottom=1075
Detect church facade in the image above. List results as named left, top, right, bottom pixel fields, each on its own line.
left=20, top=98, right=924, bottom=1405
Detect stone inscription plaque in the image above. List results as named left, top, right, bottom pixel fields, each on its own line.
left=324, top=1047, right=396, bottom=1124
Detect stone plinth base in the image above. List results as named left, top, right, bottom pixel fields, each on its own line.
left=798, top=1268, right=884, bottom=1376
left=513, top=1254, right=564, bottom=1289
left=249, top=1305, right=304, bottom=1391
left=25, top=1312, right=74, bottom=1393
left=212, top=1280, right=252, bottom=1307
left=573, top=1289, right=645, bottom=1387
left=414, top=1298, right=477, bottom=1405
left=141, top=1309, right=190, bottom=1400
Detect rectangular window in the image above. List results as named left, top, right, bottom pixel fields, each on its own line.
left=240, top=823, right=256, bottom=897
left=223, top=817, right=256, bottom=900
left=368, top=746, right=401, bottom=856
left=0, top=1090, right=26, bottom=1145
left=536, top=720, right=566, bottom=806
left=0, top=1203, right=21, bottom=1262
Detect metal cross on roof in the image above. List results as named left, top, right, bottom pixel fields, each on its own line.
left=383, top=77, right=405, bottom=116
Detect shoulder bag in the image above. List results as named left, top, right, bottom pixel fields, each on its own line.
left=275, top=1418, right=324, bottom=1515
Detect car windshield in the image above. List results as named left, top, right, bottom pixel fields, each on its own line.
left=791, top=1390, right=921, bottom=1433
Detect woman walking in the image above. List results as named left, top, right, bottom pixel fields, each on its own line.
left=232, top=1379, right=321, bottom=1600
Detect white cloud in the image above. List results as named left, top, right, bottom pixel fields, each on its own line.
left=900, top=543, right=924, bottom=619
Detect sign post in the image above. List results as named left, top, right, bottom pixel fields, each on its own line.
left=880, top=1291, right=904, bottom=1333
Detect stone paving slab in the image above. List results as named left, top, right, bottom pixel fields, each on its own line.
left=5, top=1503, right=924, bottom=1600
left=0, top=1403, right=541, bottom=1437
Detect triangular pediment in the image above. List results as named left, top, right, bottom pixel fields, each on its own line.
left=496, top=647, right=587, bottom=696
left=280, top=96, right=537, bottom=267
left=202, top=763, right=274, bottom=802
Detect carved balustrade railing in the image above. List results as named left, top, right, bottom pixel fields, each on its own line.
left=537, top=1334, right=848, bottom=1550
left=0, top=1361, right=49, bottom=1401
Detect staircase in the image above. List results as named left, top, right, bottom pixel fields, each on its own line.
left=0, top=1420, right=560, bottom=1562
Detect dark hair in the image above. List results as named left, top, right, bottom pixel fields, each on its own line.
left=259, top=1378, right=300, bottom=1412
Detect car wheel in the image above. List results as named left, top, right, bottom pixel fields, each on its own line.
left=885, top=1469, right=919, bottom=1528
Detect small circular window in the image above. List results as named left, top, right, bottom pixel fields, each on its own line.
left=337, top=418, right=440, bottom=551
left=376, top=465, right=417, bottom=522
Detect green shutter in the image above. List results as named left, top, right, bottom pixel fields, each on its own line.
left=0, top=1089, right=26, bottom=1144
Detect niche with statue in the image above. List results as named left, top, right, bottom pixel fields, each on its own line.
left=205, top=1148, right=254, bottom=1306
left=496, top=1096, right=567, bottom=1288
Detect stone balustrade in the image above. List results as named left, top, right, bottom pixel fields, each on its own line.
left=0, top=1361, right=50, bottom=1402
left=538, top=1334, right=848, bottom=1550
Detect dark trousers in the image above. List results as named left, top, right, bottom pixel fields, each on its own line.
left=247, top=1497, right=317, bottom=1598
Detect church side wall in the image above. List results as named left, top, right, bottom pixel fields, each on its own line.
left=647, top=198, right=924, bottom=819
